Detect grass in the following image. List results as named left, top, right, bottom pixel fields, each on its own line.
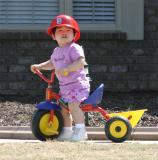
left=0, top=141, right=158, bottom=160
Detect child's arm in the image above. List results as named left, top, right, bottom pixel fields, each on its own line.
left=31, top=60, right=54, bottom=73
left=57, top=57, right=86, bottom=76
left=67, top=57, right=86, bottom=72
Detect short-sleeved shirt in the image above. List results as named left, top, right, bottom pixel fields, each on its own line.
left=50, top=42, right=90, bottom=102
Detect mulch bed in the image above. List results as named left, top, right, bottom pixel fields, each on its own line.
left=0, top=93, right=158, bottom=127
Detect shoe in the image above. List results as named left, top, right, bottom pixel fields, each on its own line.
left=57, top=129, right=73, bottom=141
left=70, top=127, right=88, bottom=141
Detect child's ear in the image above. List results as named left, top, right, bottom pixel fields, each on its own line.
left=52, top=34, right=56, bottom=40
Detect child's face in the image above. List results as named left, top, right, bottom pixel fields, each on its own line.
left=53, top=26, right=75, bottom=47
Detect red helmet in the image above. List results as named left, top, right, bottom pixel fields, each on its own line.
left=47, top=14, right=80, bottom=42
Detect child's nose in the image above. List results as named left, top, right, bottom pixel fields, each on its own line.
left=61, top=30, right=67, bottom=34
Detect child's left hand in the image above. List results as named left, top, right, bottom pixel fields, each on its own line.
left=56, top=68, right=69, bottom=76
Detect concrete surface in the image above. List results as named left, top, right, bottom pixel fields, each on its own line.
left=0, top=126, right=158, bottom=141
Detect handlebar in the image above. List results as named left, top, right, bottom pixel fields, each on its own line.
left=34, top=69, right=55, bottom=84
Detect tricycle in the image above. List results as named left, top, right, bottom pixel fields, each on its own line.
left=31, top=69, right=147, bottom=143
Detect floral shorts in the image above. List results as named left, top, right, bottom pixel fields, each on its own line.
left=60, top=88, right=90, bottom=103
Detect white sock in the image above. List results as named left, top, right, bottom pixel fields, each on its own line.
left=63, top=127, right=72, bottom=131
left=75, top=123, right=85, bottom=128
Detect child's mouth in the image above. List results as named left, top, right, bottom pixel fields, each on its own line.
left=62, top=35, right=67, bottom=38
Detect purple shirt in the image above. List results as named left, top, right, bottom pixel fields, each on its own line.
left=50, top=42, right=90, bottom=91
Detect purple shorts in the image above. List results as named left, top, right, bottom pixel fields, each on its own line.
left=60, top=88, right=90, bottom=103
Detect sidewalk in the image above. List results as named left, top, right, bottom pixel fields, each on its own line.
left=0, top=126, right=158, bottom=140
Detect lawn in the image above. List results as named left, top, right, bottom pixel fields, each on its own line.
left=0, top=141, right=157, bottom=160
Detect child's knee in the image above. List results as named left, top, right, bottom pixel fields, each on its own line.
left=61, top=108, right=70, bottom=116
left=68, top=102, right=80, bottom=112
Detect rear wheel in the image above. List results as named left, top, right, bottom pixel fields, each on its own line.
left=31, top=110, right=64, bottom=141
left=105, top=116, right=132, bottom=143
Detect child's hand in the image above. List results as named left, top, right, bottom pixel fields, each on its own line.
left=30, top=64, right=42, bottom=73
left=56, top=68, right=69, bottom=76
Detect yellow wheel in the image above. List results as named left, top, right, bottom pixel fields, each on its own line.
left=39, top=113, right=59, bottom=136
left=31, top=110, right=63, bottom=141
left=105, top=116, right=132, bottom=143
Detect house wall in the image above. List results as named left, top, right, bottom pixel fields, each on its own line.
left=0, top=0, right=158, bottom=96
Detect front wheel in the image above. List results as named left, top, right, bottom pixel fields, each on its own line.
left=105, top=116, right=132, bottom=143
left=31, top=110, right=64, bottom=141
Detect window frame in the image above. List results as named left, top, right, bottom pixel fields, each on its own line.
left=66, top=0, right=122, bottom=32
left=0, top=0, right=144, bottom=40
left=65, top=0, right=144, bottom=40
left=0, top=0, right=64, bottom=31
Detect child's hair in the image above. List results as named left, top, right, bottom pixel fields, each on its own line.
left=52, top=28, right=56, bottom=35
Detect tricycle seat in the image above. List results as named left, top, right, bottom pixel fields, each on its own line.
left=83, top=84, right=104, bottom=106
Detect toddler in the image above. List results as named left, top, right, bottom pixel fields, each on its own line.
left=31, top=15, right=90, bottom=141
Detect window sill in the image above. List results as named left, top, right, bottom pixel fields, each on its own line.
left=80, top=32, right=127, bottom=41
left=0, top=31, right=127, bottom=41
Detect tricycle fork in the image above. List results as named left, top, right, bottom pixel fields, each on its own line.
left=44, top=109, right=59, bottom=135
left=48, top=110, right=54, bottom=127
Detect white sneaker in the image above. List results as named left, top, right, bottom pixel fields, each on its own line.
left=57, top=130, right=73, bottom=141
left=70, top=127, right=88, bottom=141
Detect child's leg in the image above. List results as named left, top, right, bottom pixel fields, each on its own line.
left=68, top=102, right=84, bottom=123
left=57, top=108, right=73, bottom=141
left=68, top=102, right=87, bottom=141
left=61, top=107, right=72, bottom=127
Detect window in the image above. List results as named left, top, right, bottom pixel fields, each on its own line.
left=0, top=0, right=144, bottom=39
left=0, top=0, right=60, bottom=30
left=72, top=0, right=119, bottom=31
left=73, top=0, right=115, bottom=24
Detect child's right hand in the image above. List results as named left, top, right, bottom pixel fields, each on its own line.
left=30, top=64, right=42, bottom=73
